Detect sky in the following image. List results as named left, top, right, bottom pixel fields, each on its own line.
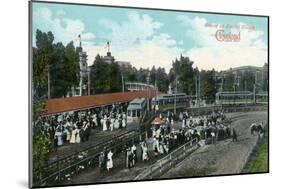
left=32, top=1, right=268, bottom=72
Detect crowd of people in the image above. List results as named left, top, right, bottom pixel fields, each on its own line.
left=179, top=110, right=237, bottom=144
left=33, top=103, right=128, bottom=151
left=35, top=102, right=238, bottom=174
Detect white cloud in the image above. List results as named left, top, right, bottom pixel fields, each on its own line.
left=33, top=9, right=181, bottom=71
left=84, top=11, right=182, bottom=71
left=99, top=11, right=163, bottom=50
left=56, top=10, right=66, bottom=16
left=112, top=34, right=182, bottom=71
left=33, top=7, right=95, bottom=46
left=178, top=15, right=268, bottom=71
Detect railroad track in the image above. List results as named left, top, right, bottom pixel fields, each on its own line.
left=42, top=130, right=136, bottom=177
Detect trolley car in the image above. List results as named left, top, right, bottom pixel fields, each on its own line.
left=126, top=97, right=147, bottom=125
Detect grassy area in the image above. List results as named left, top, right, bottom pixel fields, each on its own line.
left=243, top=128, right=269, bottom=173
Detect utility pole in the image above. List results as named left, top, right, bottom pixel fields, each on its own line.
left=198, top=74, right=201, bottom=108
left=154, top=79, right=157, bottom=109
left=146, top=73, right=150, bottom=111
left=174, top=76, right=178, bottom=115
left=253, top=71, right=258, bottom=103
left=79, top=76, right=83, bottom=96
left=253, top=84, right=256, bottom=103
left=47, top=65, right=51, bottom=99
left=245, top=80, right=247, bottom=105
left=195, top=75, right=198, bottom=107
left=88, top=67, right=91, bottom=96
left=121, top=72, right=124, bottom=93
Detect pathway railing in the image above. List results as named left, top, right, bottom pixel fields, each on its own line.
left=134, top=137, right=198, bottom=180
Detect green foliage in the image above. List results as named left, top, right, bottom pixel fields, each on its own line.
left=156, top=67, right=169, bottom=92
left=107, top=63, right=122, bottom=92
left=169, top=55, right=197, bottom=95
left=33, top=102, right=45, bottom=121
left=33, top=30, right=54, bottom=98
left=200, top=69, right=217, bottom=102
left=32, top=131, right=51, bottom=181
left=243, top=128, right=268, bottom=173
left=33, top=29, right=80, bottom=99
left=90, top=54, right=110, bottom=93
left=51, top=41, right=80, bottom=98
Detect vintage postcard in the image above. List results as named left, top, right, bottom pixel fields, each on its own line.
left=29, top=1, right=269, bottom=188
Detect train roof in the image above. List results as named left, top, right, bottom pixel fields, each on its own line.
left=127, top=98, right=146, bottom=110
left=216, top=91, right=253, bottom=96
left=152, top=93, right=188, bottom=100
left=129, top=97, right=146, bottom=104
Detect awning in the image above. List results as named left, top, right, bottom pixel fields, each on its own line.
left=43, top=91, right=163, bottom=116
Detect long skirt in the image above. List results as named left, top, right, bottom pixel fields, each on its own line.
left=103, top=121, right=107, bottom=131
left=76, top=133, right=81, bottom=143
left=57, top=136, right=63, bottom=146
left=107, top=159, right=113, bottom=170
left=142, top=151, right=148, bottom=161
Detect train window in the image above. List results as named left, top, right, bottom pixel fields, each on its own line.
left=137, top=110, right=140, bottom=117
left=132, top=110, right=136, bottom=117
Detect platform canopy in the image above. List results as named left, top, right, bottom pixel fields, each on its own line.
left=43, top=91, right=162, bottom=116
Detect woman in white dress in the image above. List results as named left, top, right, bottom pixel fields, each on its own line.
left=102, top=118, right=107, bottom=131
left=55, top=129, right=63, bottom=146
left=66, top=128, right=71, bottom=142
left=93, top=114, right=98, bottom=128
left=142, top=143, right=148, bottom=161
left=76, top=129, right=81, bottom=143
left=122, top=118, right=126, bottom=128
left=114, top=119, right=119, bottom=129
left=69, top=127, right=76, bottom=143
left=106, top=150, right=114, bottom=171
left=110, top=118, right=114, bottom=131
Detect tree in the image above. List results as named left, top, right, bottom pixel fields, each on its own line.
left=107, top=62, right=122, bottom=92
left=53, top=42, right=79, bottom=97
left=33, top=30, right=80, bottom=99
left=33, top=29, right=54, bottom=99
left=200, top=69, right=217, bottom=103
left=169, top=55, right=196, bottom=95
left=50, top=41, right=80, bottom=98
left=156, top=67, right=169, bottom=92
left=32, top=131, right=51, bottom=182
left=90, top=54, right=109, bottom=94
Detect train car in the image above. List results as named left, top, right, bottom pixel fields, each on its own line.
left=256, top=92, right=268, bottom=104
left=126, top=98, right=147, bottom=127
left=152, top=93, right=189, bottom=105
left=215, top=91, right=253, bottom=105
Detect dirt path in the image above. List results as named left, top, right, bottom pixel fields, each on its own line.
left=161, top=111, right=268, bottom=178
